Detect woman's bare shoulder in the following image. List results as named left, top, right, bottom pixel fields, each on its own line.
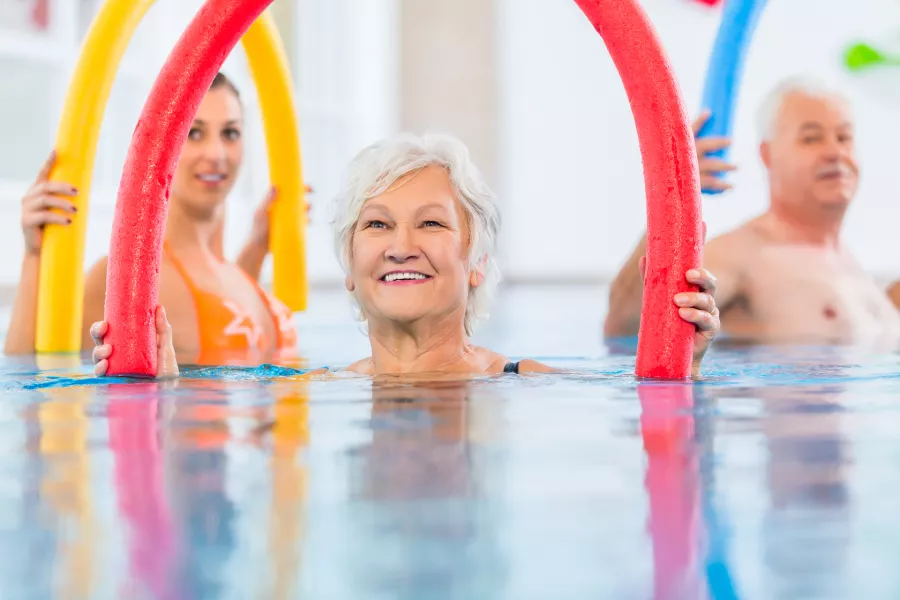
left=515, top=359, right=556, bottom=373
left=345, top=358, right=373, bottom=374
left=482, top=349, right=556, bottom=374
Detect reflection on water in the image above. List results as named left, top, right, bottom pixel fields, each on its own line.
left=760, top=384, right=851, bottom=600
left=266, top=380, right=309, bottom=600
left=0, top=285, right=896, bottom=598
left=639, top=383, right=704, bottom=600
left=107, top=382, right=178, bottom=600
left=37, top=355, right=97, bottom=600
left=346, top=380, right=505, bottom=599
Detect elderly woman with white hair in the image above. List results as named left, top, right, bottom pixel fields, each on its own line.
left=90, top=132, right=720, bottom=378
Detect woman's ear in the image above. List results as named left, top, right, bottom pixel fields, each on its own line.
left=345, top=275, right=355, bottom=293
left=469, top=256, right=487, bottom=287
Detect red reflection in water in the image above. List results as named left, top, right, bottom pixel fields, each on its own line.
left=107, top=383, right=180, bottom=600
left=639, top=383, right=705, bottom=600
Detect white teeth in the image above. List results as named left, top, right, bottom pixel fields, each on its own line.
left=198, top=174, right=225, bottom=182
left=383, top=272, right=428, bottom=282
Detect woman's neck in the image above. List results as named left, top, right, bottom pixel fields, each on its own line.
left=164, top=198, right=225, bottom=259
left=367, top=314, right=472, bottom=374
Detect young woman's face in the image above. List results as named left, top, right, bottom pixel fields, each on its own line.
left=169, top=87, right=244, bottom=217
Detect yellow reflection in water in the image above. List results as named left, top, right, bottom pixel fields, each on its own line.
left=266, top=372, right=310, bottom=600
left=36, top=355, right=96, bottom=600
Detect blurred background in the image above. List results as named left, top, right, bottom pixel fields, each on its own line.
left=1, top=0, right=899, bottom=299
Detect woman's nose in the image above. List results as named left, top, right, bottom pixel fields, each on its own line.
left=202, top=138, right=227, bottom=163
left=385, top=225, right=420, bottom=263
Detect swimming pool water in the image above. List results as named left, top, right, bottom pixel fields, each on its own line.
left=1, top=285, right=899, bottom=599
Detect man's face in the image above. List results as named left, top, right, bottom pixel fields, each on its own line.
left=764, top=92, right=858, bottom=210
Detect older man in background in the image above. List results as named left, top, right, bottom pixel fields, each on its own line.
left=604, top=76, right=900, bottom=346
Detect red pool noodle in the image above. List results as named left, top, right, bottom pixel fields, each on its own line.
left=573, top=0, right=703, bottom=379
left=104, top=0, right=273, bottom=376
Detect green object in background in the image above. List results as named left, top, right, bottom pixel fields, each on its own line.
left=844, top=41, right=900, bottom=71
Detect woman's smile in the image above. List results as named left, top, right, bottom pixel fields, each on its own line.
left=379, top=270, right=434, bottom=285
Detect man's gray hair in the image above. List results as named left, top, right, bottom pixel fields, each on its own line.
left=756, top=75, right=851, bottom=141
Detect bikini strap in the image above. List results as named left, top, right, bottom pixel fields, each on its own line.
left=233, top=266, right=293, bottom=339
left=161, top=241, right=200, bottom=294
left=233, top=266, right=275, bottom=309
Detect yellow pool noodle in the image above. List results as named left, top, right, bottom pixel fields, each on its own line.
left=243, top=12, right=308, bottom=312
left=37, top=2, right=307, bottom=353
left=36, top=0, right=156, bottom=353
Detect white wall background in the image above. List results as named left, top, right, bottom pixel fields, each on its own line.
left=293, top=0, right=399, bottom=284
left=497, top=0, right=900, bottom=282
left=2, top=0, right=900, bottom=291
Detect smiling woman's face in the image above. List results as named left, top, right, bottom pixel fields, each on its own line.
left=169, top=86, right=244, bottom=217
left=347, top=165, right=479, bottom=330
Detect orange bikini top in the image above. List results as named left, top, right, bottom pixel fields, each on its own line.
left=163, top=243, right=298, bottom=365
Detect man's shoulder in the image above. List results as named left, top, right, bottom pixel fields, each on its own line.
left=706, top=222, right=764, bottom=259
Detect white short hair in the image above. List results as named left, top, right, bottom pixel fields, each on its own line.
left=756, top=76, right=851, bottom=141
left=330, top=132, right=502, bottom=336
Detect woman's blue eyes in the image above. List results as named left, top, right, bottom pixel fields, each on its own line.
left=364, top=220, right=443, bottom=229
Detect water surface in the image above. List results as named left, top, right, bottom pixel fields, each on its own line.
left=0, top=286, right=897, bottom=599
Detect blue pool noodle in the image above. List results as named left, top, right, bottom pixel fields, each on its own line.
left=697, top=0, right=767, bottom=194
